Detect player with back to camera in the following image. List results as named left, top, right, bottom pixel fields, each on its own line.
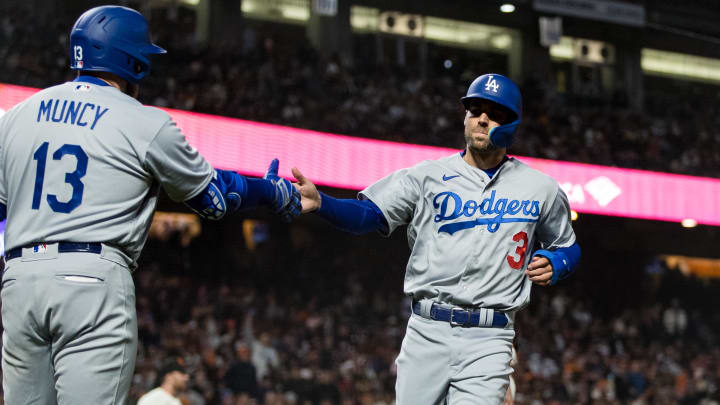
left=290, top=73, right=581, bottom=404
left=0, top=5, right=300, bottom=405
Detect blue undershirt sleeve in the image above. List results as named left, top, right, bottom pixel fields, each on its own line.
left=0, top=202, right=6, bottom=222
left=533, top=241, right=581, bottom=285
left=185, top=169, right=276, bottom=220
left=244, top=177, right=275, bottom=208
left=315, top=192, right=389, bottom=235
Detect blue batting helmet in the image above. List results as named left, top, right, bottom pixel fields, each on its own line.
left=460, top=73, right=522, bottom=148
left=69, top=6, right=166, bottom=84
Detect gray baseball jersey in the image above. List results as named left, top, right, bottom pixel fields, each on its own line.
left=0, top=78, right=214, bottom=404
left=0, top=80, right=213, bottom=264
left=360, top=153, right=575, bottom=312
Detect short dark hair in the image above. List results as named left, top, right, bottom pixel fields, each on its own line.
left=155, top=357, right=186, bottom=386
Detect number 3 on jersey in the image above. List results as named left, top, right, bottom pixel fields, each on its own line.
left=32, top=142, right=88, bottom=213
left=507, top=231, right=528, bottom=269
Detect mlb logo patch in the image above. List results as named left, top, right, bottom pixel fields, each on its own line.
left=77, top=60, right=83, bottom=68
left=75, top=84, right=91, bottom=92
left=33, top=243, right=48, bottom=254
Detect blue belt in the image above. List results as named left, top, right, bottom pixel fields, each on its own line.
left=412, top=301, right=508, bottom=328
left=5, top=242, right=102, bottom=261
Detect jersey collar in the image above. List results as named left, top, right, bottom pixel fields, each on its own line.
left=459, top=150, right=508, bottom=178
left=73, top=75, right=112, bottom=87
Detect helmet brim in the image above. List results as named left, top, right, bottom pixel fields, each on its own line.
left=145, top=43, right=167, bottom=55
left=460, top=95, right=519, bottom=123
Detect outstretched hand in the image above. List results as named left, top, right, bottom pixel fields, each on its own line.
left=291, top=167, right=322, bottom=213
left=264, top=159, right=301, bottom=222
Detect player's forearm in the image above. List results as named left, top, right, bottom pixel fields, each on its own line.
left=244, top=177, right=276, bottom=208
left=533, top=241, right=581, bottom=285
left=185, top=169, right=277, bottom=219
left=315, top=193, right=388, bottom=235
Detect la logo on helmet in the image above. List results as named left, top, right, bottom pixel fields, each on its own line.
left=485, top=75, right=499, bottom=92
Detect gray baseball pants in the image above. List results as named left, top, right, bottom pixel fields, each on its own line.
left=395, top=313, right=515, bottom=405
left=1, top=245, right=136, bottom=404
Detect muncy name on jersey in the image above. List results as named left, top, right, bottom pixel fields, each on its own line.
left=36, top=98, right=109, bottom=130
left=433, top=190, right=540, bottom=235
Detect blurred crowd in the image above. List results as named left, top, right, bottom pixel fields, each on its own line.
left=2, top=4, right=720, bottom=177
left=130, top=223, right=409, bottom=405
left=513, top=267, right=720, bottom=405
left=126, top=228, right=720, bottom=405
left=131, top=267, right=403, bottom=405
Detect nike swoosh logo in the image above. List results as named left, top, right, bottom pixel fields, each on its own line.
left=442, top=174, right=460, bottom=181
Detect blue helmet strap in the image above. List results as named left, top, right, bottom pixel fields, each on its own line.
left=488, top=118, right=520, bottom=148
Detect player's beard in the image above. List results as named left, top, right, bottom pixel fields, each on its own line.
left=465, top=133, right=498, bottom=155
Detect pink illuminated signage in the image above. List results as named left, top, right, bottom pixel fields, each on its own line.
left=2, top=82, right=718, bottom=225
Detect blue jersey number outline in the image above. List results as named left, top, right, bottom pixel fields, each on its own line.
left=32, top=142, right=89, bottom=213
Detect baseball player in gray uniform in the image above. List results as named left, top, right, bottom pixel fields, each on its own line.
left=0, top=6, right=300, bottom=404
left=290, top=73, right=581, bottom=404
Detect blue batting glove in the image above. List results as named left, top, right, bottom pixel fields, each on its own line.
left=264, top=158, right=301, bottom=222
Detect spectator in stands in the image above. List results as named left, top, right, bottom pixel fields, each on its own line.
left=663, top=298, right=688, bottom=337
left=138, top=358, right=190, bottom=405
left=224, top=343, right=259, bottom=399
left=243, top=311, right=280, bottom=382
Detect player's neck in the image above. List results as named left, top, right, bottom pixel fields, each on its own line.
left=97, top=77, right=122, bottom=90
left=82, top=72, right=122, bottom=90
left=81, top=72, right=139, bottom=98
left=463, top=147, right=506, bottom=170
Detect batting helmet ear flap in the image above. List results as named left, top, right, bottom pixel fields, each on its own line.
left=489, top=119, right=520, bottom=149
left=461, top=74, right=522, bottom=148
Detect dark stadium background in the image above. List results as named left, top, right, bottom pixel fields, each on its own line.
left=2, top=0, right=719, bottom=403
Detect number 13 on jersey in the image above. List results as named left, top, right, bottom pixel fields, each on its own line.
left=32, top=142, right=88, bottom=213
